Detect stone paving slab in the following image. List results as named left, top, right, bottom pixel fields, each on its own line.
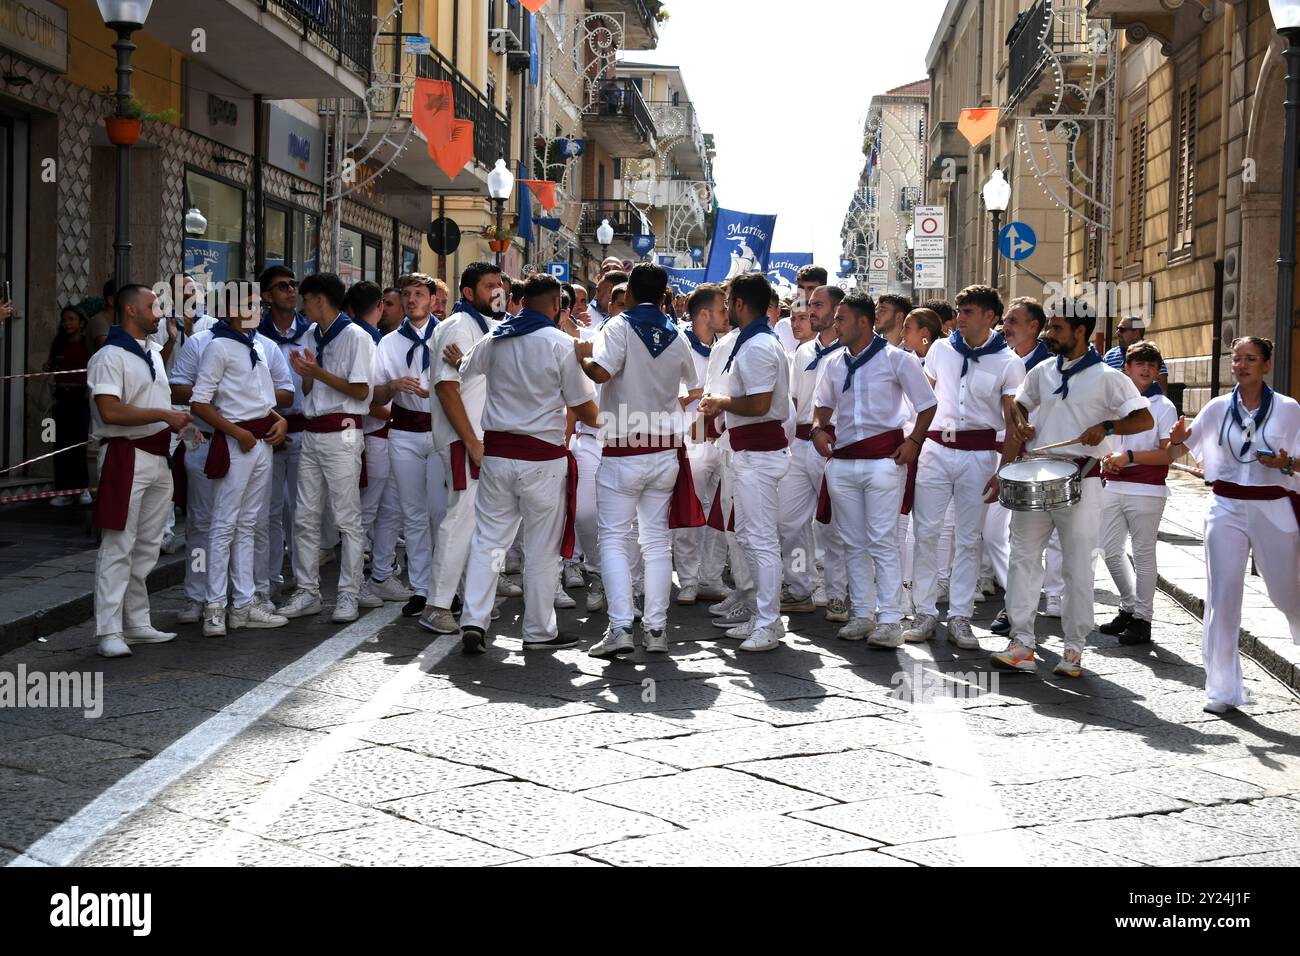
left=584, top=767, right=833, bottom=826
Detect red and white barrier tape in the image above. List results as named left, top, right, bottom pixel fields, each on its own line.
left=0, top=441, right=89, bottom=477
left=0, top=486, right=95, bottom=505
left=0, top=368, right=87, bottom=381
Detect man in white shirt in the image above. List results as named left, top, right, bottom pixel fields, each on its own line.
left=995, top=301, right=1152, bottom=677
left=277, top=272, right=376, bottom=624
left=698, top=272, right=793, bottom=652
left=88, top=285, right=191, bottom=658
left=812, top=293, right=937, bottom=647
left=419, top=262, right=503, bottom=635
left=371, top=273, right=447, bottom=618
left=874, top=295, right=911, bottom=348
left=906, top=285, right=1025, bottom=649
left=455, top=274, right=599, bottom=654
left=190, top=286, right=292, bottom=637
left=169, top=324, right=218, bottom=625
left=578, top=264, right=702, bottom=657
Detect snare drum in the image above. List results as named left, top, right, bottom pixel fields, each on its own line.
left=997, top=457, right=1083, bottom=512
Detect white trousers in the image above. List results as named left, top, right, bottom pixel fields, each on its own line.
left=1044, top=531, right=1064, bottom=597
left=716, top=449, right=755, bottom=595
left=293, top=430, right=364, bottom=597
left=1202, top=494, right=1300, bottom=707
left=206, top=436, right=273, bottom=607
left=673, top=440, right=727, bottom=589
left=461, top=455, right=569, bottom=642
left=571, top=431, right=604, bottom=577
left=778, top=438, right=847, bottom=600
left=269, top=433, right=301, bottom=584
left=1100, top=489, right=1166, bottom=621
left=430, top=443, right=478, bottom=609
left=182, top=445, right=215, bottom=604
left=388, top=428, right=448, bottom=597
left=95, top=447, right=172, bottom=636
left=360, top=433, right=401, bottom=583
left=912, top=443, right=999, bottom=619
left=1006, top=476, right=1103, bottom=652
left=597, top=451, right=678, bottom=631
left=730, top=448, right=790, bottom=629
left=828, top=456, right=905, bottom=622
left=981, top=501, right=1011, bottom=589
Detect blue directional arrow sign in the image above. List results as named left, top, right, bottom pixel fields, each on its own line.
left=998, top=221, right=1037, bottom=261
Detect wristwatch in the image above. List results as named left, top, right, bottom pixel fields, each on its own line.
left=1127, top=449, right=1135, bottom=465
left=1103, top=420, right=1116, bottom=436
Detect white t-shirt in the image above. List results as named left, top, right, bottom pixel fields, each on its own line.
left=262, top=316, right=314, bottom=417
left=170, top=329, right=216, bottom=433
left=303, top=319, right=375, bottom=418
left=1185, top=390, right=1300, bottom=491
left=190, top=331, right=281, bottom=423
left=814, top=341, right=936, bottom=447
left=773, top=317, right=798, bottom=354
left=790, top=336, right=842, bottom=427
left=431, top=311, right=497, bottom=451
left=679, top=333, right=713, bottom=434
left=924, top=335, right=1025, bottom=434
left=374, top=318, right=437, bottom=414
left=593, top=314, right=699, bottom=443
left=1015, top=353, right=1148, bottom=461
left=719, top=327, right=792, bottom=431
left=87, top=338, right=173, bottom=441
left=1106, top=392, right=1178, bottom=498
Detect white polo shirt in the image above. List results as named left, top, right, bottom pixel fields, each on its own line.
left=461, top=325, right=596, bottom=447
left=814, top=341, right=936, bottom=447
left=679, top=331, right=713, bottom=430
left=720, top=327, right=791, bottom=431
left=431, top=310, right=497, bottom=451
left=170, top=329, right=216, bottom=434
left=260, top=314, right=314, bottom=418
left=791, top=336, right=842, bottom=427
left=303, top=318, right=375, bottom=419
left=1108, top=392, right=1178, bottom=498
left=191, top=329, right=281, bottom=422
left=593, top=313, right=699, bottom=443
left=1185, top=391, right=1300, bottom=490
left=374, top=317, right=437, bottom=414
left=1015, top=352, right=1148, bottom=460
left=87, top=338, right=174, bottom=441
left=924, top=335, right=1025, bottom=434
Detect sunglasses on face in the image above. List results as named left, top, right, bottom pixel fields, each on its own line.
left=270, top=281, right=298, bottom=292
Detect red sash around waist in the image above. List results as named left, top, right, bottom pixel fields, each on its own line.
left=602, top=434, right=683, bottom=456
left=283, top=413, right=307, bottom=434
left=1073, top=457, right=1103, bottom=480
left=92, top=427, right=173, bottom=531
left=704, top=416, right=723, bottom=441
left=205, top=414, right=277, bottom=479
left=484, top=431, right=579, bottom=558
left=728, top=420, right=788, bottom=452
left=603, top=441, right=704, bottom=529
left=365, top=423, right=390, bottom=440
left=1212, top=480, right=1300, bottom=527
left=795, top=424, right=836, bottom=442
left=832, top=428, right=904, bottom=460
left=390, top=405, right=432, bottom=433
left=305, top=413, right=361, bottom=434
left=449, top=439, right=481, bottom=491
left=172, top=440, right=187, bottom=506
left=1107, top=463, right=1170, bottom=486
left=926, top=428, right=1002, bottom=452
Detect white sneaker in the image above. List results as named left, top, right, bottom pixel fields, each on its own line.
left=563, top=563, right=586, bottom=589
left=589, top=626, right=635, bottom=658
left=50, top=494, right=72, bottom=508
left=369, top=575, right=413, bottom=603
left=697, top=581, right=729, bottom=602
left=825, top=597, right=850, bottom=623
left=740, top=622, right=784, bottom=652
left=676, top=585, right=699, bottom=605
left=555, top=584, right=577, bottom=609
left=202, top=603, right=227, bottom=638
left=643, top=627, right=669, bottom=653
left=1202, top=700, right=1235, bottom=715
left=229, top=604, right=288, bottom=630
left=946, top=616, right=980, bottom=649
left=725, top=619, right=755, bottom=638
left=867, top=622, right=905, bottom=648
left=160, top=532, right=183, bottom=555
left=419, top=606, right=461, bottom=635
left=252, top=595, right=279, bottom=617
left=1043, top=594, right=1063, bottom=618
left=79, top=490, right=94, bottom=506
left=123, top=624, right=177, bottom=645
left=903, top=613, right=937, bottom=643
left=586, top=578, right=607, bottom=612
left=357, top=579, right=385, bottom=609
left=175, top=600, right=204, bottom=624
left=712, top=602, right=754, bottom=628
left=978, top=576, right=998, bottom=596
left=837, top=616, right=876, bottom=641
left=709, top=592, right=744, bottom=616
left=497, top=577, right=523, bottom=598
left=811, top=585, right=828, bottom=607
left=277, top=589, right=322, bottom=619
left=97, top=634, right=131, bottom=658
left=332, top=592, right=360, bottom=623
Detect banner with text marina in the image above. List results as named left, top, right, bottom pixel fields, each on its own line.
left=766, top=252, right=814, bottom=296
left=665, top=268, right=706, bottom=295
left=703, top=208, right=778, bottom=283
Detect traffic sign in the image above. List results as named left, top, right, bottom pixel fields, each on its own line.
left=913, top=205, right=946, bottom=238
left=914, top=258, right=946, bottom=289
left=869, top=254, right=888, bottom=273
left=998, top=221, right=1037, bottom=261
left=912, top=236, right=944, bottom=259
left=546, top=261, right=571, bottom=283
left=427, top=217, right=461, bottom=256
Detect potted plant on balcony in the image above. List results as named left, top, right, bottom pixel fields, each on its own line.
left=655, top=7, right=670, bottom=23
left=101, top=88, right=179, bottom=146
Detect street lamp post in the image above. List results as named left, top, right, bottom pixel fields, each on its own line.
left=982, top=167, right=1011, bottom=291
left=1270, top=0, right=1300, bottom=393
left=98, top=0, right=153, bottom=287
left=596, top=218, right=615, bottom=266
left=487, top=157, right=514, bottom=268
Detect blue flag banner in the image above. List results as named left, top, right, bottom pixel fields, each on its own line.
left=665, top=268, right=706, bottom=296
left=517, top=160, right=534, bottom=243
left=703, top=207, right=778, bottom=283
left=766, top=252, right=814, bottom=297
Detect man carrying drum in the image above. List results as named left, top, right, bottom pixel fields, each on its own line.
left=993, top=301, right=1152, bottom=677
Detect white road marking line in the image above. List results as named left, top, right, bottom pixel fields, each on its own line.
left=7, top=606, right=403, bottom=867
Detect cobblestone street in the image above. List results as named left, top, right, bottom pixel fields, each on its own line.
left=2, top=560, right=1298, bottom=867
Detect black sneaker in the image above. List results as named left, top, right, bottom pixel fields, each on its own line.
left=989, top=609, right=1010, bottom=635
left=461, top=626, right=487, bottom=655
left=1099, top=608, right=1135, bottom=636
left=450, top=594, right=463, bottom=616
left=402, top=595, right=427, bottom=618
left=1118, top=617, right=1152, bottom=645
left=522, top=633, right=580, bottom=651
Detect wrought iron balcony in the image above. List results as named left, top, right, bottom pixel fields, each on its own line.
left=584, top=78, right=656, bottom=159
left=264, top=0, right=372, bottom=77
left=1006, top=0, right=1094, bottom=112
left=579, top=200, right=641, bottom=240
left=587, top=0, right=661, bottom=50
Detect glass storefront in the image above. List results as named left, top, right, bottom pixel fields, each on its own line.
left=338, top=225, right=379, bottom=286
left=264, top=202, right=319, bottom=277
left=183, top=170, right=245, bottom=286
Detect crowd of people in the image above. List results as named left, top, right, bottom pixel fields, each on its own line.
left=82, top=259, right=1300, bottom=715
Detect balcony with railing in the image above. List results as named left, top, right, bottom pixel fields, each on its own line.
left=1005, top=1, right=1094, bottom=112
left=487, top=0, right=532, bottom=72
left=646, top=101, right=710, bottom=180
left=584, top=78, right=657, bottom=159
left=579, top=200, right=642, bottom=240
left=587, top=0, right=662, bottom=51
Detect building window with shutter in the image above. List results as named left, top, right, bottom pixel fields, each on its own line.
left=1125, top=116, right=1147, bottom=273
left=1169, top=58, right=1198, bottom=261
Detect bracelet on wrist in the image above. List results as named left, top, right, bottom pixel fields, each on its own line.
left=908, top=435, right=923, bottom=448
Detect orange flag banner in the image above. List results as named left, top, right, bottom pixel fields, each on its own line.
left=413, top=78, right=454, bottom=152
left=519, top=0, right=551, bottom=12
left=958, top=108, right=1001, bottom=147
left=519, top=179, right=558, bottom=212
left=430, top=119, right=475, bottom=180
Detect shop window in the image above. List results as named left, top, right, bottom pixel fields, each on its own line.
left=338, top=225, right=380, bottom=286
left=184, top=170, right=245, bottom=287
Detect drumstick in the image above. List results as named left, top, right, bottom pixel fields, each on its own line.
left=1028, top=438, right=1081, bottom=454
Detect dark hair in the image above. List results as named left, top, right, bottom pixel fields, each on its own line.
left=769, top=289, right=782, bottom=308
left=343, top=280, right=384, bottom=320
left=523, top=273, right=563, bottom=304
left=1124, top=340, right=1163, bottom=366
left=1006, top=295, right=1046, bottom=332
left=459, top=261, right=502, bottom=299
left=600, top=270, right=629, bottom=288
left=298, top=272, right=345, bottom=310
left=906, top=307, right=943, bottom=343
left=840, top=293, right=877, bottom=324
left=49, top=305, right=89, bottom=366
left=258, top=265, right=296, bottom=288
left=796, top=265, right=828, bottom=286
left=729, top=272, right=773, bottom=318
left=877, top=293, right=913, bottom=316
left=920, top=298, right=954, bottom=326
left=1231, top=336, right=1273, bottom=362
left=102, top=278, right=117, bottom=301
left=114, top=283, right=155, bottom=323
left=955, top=285, right=1003, bottom=319
left=397, top=272, right=437, bottom=293
left=817, top=285, right=846, bottom=308
left=628, top=263, right=669, bottom=306
left=1049, top=298, right=1097, bottom=339
left=382, top=286, right=401, bottom=297
left=687, top=284, right=724, bottom=318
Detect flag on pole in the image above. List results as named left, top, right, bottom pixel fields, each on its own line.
left=703, top=208, right=778, bottom=283
left=519, top=180, right=558, bottom=211
left=765, top=252, right=814, bottom=295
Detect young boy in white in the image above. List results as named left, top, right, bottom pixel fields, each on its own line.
left=88, top=285, right=190, bottom=658
left=812, top=293, right=936, bottom=648
left=277, top=272, right=376, bottom=624
left=189, top=289, right=292, bottom=636
left=169, top=324, right=218, bottom=624
left=579, top=264, right=702, bottom=657
left=419, top=262, right=503, bottom=635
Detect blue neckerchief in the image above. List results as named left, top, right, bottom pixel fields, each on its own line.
left=951, top=330, right=1007, bottom=376
left=361, top=321, right=383, bottom=344
left=104, top=325, right=156, bottom=380
left=397, top=317, right=436, bottom=371
left=212, top=320, right=260, bottom=369
left=1023, top=339, right=1050, bottom=371
left=722, top=319, right=776, bottom=373
left=684, top=327, right=712, bottom=359
left=1142, top=381, right=1164, bottom=398
left=805, top=338, right=843, bottom=372
left=259, top=310, right=311, bottom=346
left=1222, top=384, right=1274, bottom=458
left=450, top=298, right=490, bottom=336
left=314, top=314, right=353, bottom=368
left=622, top=303, right=678, bottom=358
left=841, top=335, right=888, bottom=392
left=1052, top=347, right=1103, bottom=400
left=491, top=307, right=555, bottom=339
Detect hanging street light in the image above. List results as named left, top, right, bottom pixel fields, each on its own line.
left=982, top=167, right=1012, bottom=290
left=487, top=157, right=515, bottom=267
left=596, top=218, right=615, bottom=264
